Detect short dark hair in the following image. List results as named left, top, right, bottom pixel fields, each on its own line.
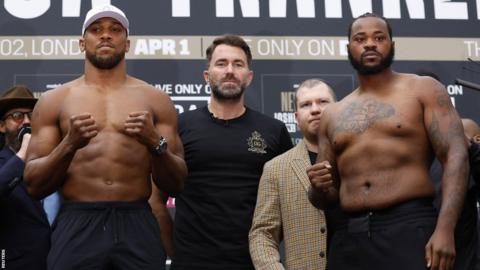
left=348, top=12, right=393, bottom=41
left=205, top=34, right=252, bottom=68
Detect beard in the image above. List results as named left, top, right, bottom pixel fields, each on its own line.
left=86, top=50, right=125, bottom=70
left=209, top=77, right=247, bottom=101
left=4, top=127, right=20, bottom=152
left=348, top=46, right=395, bottom=75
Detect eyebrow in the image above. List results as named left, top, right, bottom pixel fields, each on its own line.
left=215, top=58, right=246, bottom=64
left=353, top=29, right=386, bottom=36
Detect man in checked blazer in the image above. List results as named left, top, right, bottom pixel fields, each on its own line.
left=249, top=79, right=337, bottom=269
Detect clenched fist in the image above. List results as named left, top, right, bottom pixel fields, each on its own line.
left=124, top=111, right=159, bottom=148
left=307, top=161, right=334, bottom=193
left=65, top=113, right=98, bottom=149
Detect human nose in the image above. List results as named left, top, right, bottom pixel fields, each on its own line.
left=22, top=113, right=31, bottom=124
left=364, top=38, right=377, bottom=50
left=100, top=31, right=112, bottom=40
left=310, top=102, right=322, bottom=115
left=225, top=63, right=234, bottom=73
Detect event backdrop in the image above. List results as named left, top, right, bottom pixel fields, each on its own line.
left=1, top=0, right=480, bottom=266
left=1, top=0, right=480, bottom=142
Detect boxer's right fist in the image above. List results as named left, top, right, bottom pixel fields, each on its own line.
left=65, top=113, right=98, bottom=149
left=307, top=161, right=334, bottom=193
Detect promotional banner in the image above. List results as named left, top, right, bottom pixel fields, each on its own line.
left=1, top=1, right=479, bottom=267
left=1, top=1, right=479, bottom=144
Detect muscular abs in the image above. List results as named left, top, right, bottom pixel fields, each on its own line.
left=330, top=96, right=435, bottom=212
left=59, top=85, right=153, bottom=201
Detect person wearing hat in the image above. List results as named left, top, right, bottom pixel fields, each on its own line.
left=23, top=4, right=186, bottom=270
left=0, top=85, right=51, bottom=270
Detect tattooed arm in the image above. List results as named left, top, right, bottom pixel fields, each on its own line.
left=421, top=77, right=469, bottom=270
left=307, top=106, right=340, bottom=209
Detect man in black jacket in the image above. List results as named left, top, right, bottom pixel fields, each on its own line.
left=0, top=85, right=50, bottom=270
left=462, top=118, right=480, bottom=183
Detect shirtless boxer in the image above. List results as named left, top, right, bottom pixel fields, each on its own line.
left=308, top=13, right=468, bottom=270
left=24, top=5, right=187, bottom=270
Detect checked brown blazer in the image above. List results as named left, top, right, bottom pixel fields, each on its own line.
left=249, top=140, right=327, bottom=270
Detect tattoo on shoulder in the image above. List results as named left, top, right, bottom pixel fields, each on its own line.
left=448, top=119, right=464, bottom=141
left=428, top=111, right=463, bottom=158
left=434, top=87, right=450, bottom=108
left=428, top=112, right=447, bottom=157
left=334, top=99, right=395, bottom=134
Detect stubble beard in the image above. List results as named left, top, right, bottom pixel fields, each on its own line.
left=86, top=50, right=125, bottom=70
left=4, top=128, right=20, bottom=152
left=210, top=79, right=247, bottom=101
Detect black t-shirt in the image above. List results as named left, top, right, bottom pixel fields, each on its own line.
left=172, top=106, right=292, bottom=270
left=308, top=150, right=317, bottom=165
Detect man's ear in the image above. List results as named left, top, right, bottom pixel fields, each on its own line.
left=245, top=70, right=253, bottom=87
left=79, top=38, right=85, bottom=52
left=125, top=39, right=130, bottom=53
left=203, top=70, right=210, bottom=84
left=473, top=134, right=480, bottom=144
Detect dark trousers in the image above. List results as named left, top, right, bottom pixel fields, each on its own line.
left=47, top=201, right=166, bottom=270
left=328, top=198, right=436, bottom=270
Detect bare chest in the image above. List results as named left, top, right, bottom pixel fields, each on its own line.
left=329, top=96, right=424, bottom=153
left=59, top=89, right=151, bottom=133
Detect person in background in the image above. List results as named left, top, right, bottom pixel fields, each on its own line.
left=0, top=85, right=51, bottom=270
left=172, top=34, right=292, bottom=270
left=149, top=184, right=174, bottom=258
left=249, top=79, right=337, bottom=270
left=462, top=118, right=480, bottom=267
left=429, top=117, right=479, bottom=269
left=462, top=118, right=480, bottom=184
